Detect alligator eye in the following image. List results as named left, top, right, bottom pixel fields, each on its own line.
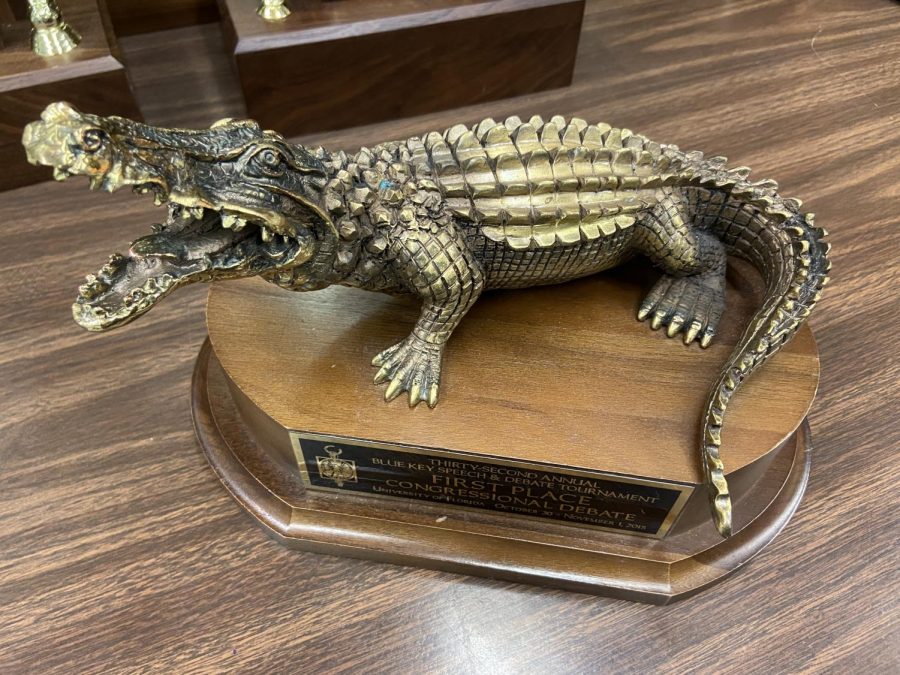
left=81, top=129, right=106, bottom=153
left=253, top=148, right=285, bottom=176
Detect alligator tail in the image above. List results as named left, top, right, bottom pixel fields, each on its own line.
left=698, top=190, right=830, bottom=536
left=660, top=148, right=832, bottom=536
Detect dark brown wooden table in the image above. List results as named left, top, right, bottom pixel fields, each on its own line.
left=1, top=0, right=897, bottom=671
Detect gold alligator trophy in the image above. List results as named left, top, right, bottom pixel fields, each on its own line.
left=28, top=0, right=81, bottom=57
left=22, top=103, right=830, bottom=537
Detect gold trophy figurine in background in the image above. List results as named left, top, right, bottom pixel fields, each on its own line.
left=258, top=0, right=291, bottom=21
left=28, top=0, right=81, bottom=56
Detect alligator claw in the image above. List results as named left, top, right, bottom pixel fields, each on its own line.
left=639, top=273, right=725, bottom=346
left=666, top=315, right=684, bottom=338
left=384, top=378, right=403, bottom=402
left=372, top=336, right=443, bottom=408
left=684, top=321, right=702, bottom=345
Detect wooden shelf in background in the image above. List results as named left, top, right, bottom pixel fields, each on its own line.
left=0, top=0, right=140, bottom=190
left=105, top=0, right=219, bottom=36
left=217, top=0, right=585, bottom=135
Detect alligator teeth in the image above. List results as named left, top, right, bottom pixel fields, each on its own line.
left=167, top=203, right=183, bottom=221
left=260, top=227, right=272, bottom=242
left=222, top=213, right=250, bottom=231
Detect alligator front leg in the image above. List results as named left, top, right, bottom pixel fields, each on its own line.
left=372, top=223, right=484, bottom=407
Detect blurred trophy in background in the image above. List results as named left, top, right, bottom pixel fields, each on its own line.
left=28, top=0, right=80, bottom=56
left=258, top=0, right=291, bottom=21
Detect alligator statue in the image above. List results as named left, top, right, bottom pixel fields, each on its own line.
left=22, top=102, right=830, bottom=537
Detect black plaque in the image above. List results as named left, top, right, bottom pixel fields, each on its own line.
left=290, top=431, right=692, bottom=538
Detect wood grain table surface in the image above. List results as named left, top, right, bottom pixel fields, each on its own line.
left=1, top=0, right=898, bottom=671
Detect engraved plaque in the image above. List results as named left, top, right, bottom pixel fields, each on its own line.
left=291, top=431, right=693, bottom=538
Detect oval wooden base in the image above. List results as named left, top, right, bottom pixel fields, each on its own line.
left=192, top=340, right=812, bottom=604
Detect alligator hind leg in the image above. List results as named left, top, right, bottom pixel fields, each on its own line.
left=372, top=222, right=484, bottom=407
left=635, top=190, right=726, bottom=347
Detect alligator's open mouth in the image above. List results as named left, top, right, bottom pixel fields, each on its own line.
left=73, top=184, right=305, bottom=331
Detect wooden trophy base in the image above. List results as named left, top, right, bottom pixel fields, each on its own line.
left=194, top=262, right=819, bottom=603
left=216, top=0, right=585, bottom=136
left=0, top=0, right=140, bottom=191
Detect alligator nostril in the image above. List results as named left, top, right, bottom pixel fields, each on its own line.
left=22, top=121, right=72, bottom=170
